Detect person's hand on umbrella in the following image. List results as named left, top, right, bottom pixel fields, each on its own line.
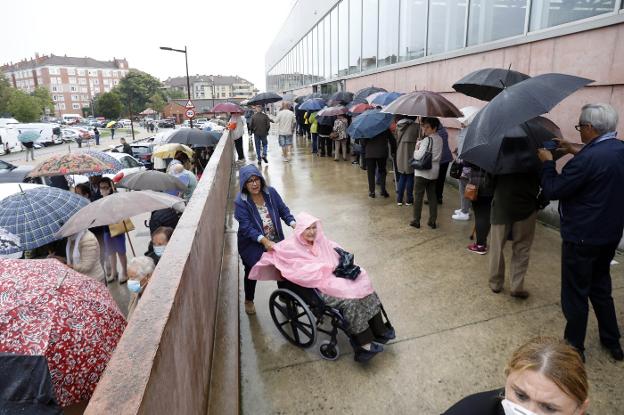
left=537, top=148, right=553, bottom=162
left=553, top=138, right=584, bottom=156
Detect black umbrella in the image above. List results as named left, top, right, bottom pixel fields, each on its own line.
left=316, top=115, right=336, bottom=126
left=453, top=67, right=531, bottom=101
left=294, top=95, right=307, bottom=104
left=328, top=91, right=354, bottom=106
left=248, top=92, right=282, bottom=106
left=167, top=128, right=221, bottom=147
left=353, top=86, right=387, bottom=102
left=461, top=73, right=592, bottom=173
left=0, top=354, right=62, bottom=414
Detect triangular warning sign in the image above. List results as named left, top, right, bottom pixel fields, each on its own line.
left=185, top=100, right=194, bottom=108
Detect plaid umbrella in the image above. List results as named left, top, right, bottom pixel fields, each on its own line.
left=0, top=258, right=126, bottom=407
left=28, top=153, right=111, bottom=177
left=0, top=227, right=21, bottom=254
left=79, top=150, right=124, bottom=176
left=17, top=130, right=41, bottom=143
left=0, top=187, right=89, bottom=254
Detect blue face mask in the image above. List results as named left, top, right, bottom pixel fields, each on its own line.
left=127, top=279, right=142, bottom=294
left=153, top=245, right=166, bottom=257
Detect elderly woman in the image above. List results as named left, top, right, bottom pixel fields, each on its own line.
left=443, top=336, right=589, bottom=415
left=234, top=164, right=296, bottom=315
left=332, top=114, right=348, bottom=161
left=126, top=256, right=156, bottom=319
left=395, top=116, right=420, bottom=206
left=64, top=229, right=106, bottom=282
left=146, top=226, right=173, bottom=265
left=250, top=212, right=395, bottom=363
left=410, top=117, right=443, bottom=229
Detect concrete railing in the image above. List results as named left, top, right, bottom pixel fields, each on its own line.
left=85, top=132, right=237, bottom=414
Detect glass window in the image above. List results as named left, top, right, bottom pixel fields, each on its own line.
left=318, top=23, right=325, bottom=82
left=427, top=0, right=468, bottom=55
left=311, top=26, right=318, bottom=81
left=338, top=1, right=349, bottom=76
left=378, top=0, right=399, bottom=67
left=530, top=0, right=616, bottom=31
left=468, top=0, right=527, bottom=46
left=331, top=7, right=339, bottom=78
left=324, top=15, right=331, bottom=79
left=362, top=0, right=378, bottom=71
left=349, top=0, right=362, bottom=74
left=399, top=0, right=427, bottom=61
left=303, top=35, right=309, bottom=85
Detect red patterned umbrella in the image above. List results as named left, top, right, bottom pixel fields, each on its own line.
left=0, top=259, right=126, bottom=407
left=210, top=102, right=243, bottom=114
left=349, top=102, right=375, bottom=115
left=27, top=153, right=111, bottom=177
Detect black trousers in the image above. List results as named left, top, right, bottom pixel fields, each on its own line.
left=244, top=264, right=256, bottom=301
left=436, top=162, right=450, bottom=202
left=318, top=135, right=332, bottom=157
left=561, top=240, right=621, bottom=351
left=234, top=137, right=244, bottom=160
left=471, top=196, right=492, bottom=246
left=366, top=157, right=387, bottom=194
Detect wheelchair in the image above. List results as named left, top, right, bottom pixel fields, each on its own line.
left=268, top=280, right=393, bottom=361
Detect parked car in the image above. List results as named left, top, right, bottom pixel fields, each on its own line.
left=117, top=119, right=132, bottom=128
left=0, top=160, right=50, bottom=185
left=127, top=143, right=154, bottom=170
left=158, top=119, right=176, bottom=128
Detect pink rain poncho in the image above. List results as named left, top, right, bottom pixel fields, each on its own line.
left=249, top=212, right=374, bottom=299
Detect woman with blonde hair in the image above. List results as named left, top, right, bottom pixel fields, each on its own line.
left=443, top=336, right=589, bottom=415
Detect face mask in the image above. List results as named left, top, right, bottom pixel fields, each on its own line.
left=153, top=245, right=166, bottom=257
left=501, top=399, right=539, bottom=415
left=127, top=279, right=142, bottom=294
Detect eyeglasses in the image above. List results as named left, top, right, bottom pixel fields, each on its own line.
left=246, top=177, right=261, bottom=185
left=574, top=123, right=590, bottom=132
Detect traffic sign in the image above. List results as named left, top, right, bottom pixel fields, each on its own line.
left=185, top=109, right=195, bottom=119
left=185, top=100, right=195, bottom=109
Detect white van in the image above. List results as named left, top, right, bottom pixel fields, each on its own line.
left=0, top=126, right=22, bottom=154
left=11, top=123, right=62, bottom=146
left=62, top=114, right=82, bottom=124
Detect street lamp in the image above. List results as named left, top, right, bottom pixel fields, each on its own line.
left=160, top=45, right=193, bottom=128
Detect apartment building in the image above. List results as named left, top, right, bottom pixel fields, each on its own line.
left=163, top=75, right=257, bottom=100
left=1, top=54, right=130, bottom=116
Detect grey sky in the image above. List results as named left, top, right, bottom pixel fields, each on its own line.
left=2, top=0, right=296, bottom=91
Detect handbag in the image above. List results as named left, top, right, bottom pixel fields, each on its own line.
left=333, top=248, right=361, bottom=280
left=464, top=183, right=479, bottom=201
left=449, top=160, right=463, bottom=179
left=109, top=219, right=135, bottom=237
left=410, top=137, right=433, bottom=170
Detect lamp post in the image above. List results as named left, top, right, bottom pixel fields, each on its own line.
left=160, top=45, right=193, bottom=128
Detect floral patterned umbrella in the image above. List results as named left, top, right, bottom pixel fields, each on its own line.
left=0, top=227, right=21, bottom=254
left=0, top=258, right=127, bottom=407
left=79, top=150, right=124, bottom=176
left=27, top=153, right=111, bottom=178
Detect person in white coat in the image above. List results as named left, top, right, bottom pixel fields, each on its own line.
left=410, top=117, right=443, bottom=229
left=274, top=102, right=296, bottom=162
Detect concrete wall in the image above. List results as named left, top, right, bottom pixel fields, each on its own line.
left=84, top=134, right=235, bottom=414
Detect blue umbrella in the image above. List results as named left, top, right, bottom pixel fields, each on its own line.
left=347, top=109, right=394, bottom=139
left=80, top=150, right=124, bottom=176
left=0, top=187, right=89, bottom=254
left=371, top=92, right=403, bottom=107
left=299, top=98, right=326, bottom=111
left=17, top=130, right=41, bottom=143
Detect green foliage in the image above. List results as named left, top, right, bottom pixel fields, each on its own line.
left=147, top=93, right=166, bottom=112
left=94, top=91, right=123, bottom=119
left=164, top=88, right=187, bottom=100
left=0, top=74, right=12, bottom=116
left=115, top=70, right=165, bottom=115
left=7, top=89, right=42, bottom=122
left=31, top=87, right=55, bottom=114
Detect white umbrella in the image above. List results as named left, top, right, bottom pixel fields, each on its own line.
left=0, top=183, right=45, bottom=201
left=458, top=106, right=482, bottom=126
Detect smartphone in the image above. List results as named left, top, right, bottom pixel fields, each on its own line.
left=543, top=140, right=558, bottom=150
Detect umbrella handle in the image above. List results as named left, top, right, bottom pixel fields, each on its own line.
left=56, top=270, right=69, bottom=290
left=123, top=221, right=136, bottom=256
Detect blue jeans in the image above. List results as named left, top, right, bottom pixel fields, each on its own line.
left=397, top=173, right=414, bottom=204
left=311, top=133, right=318, bottom=153
left=254, top=134, right=268, bottom=159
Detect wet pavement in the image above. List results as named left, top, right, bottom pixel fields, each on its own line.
left=233, top=134, right=624, bottom=414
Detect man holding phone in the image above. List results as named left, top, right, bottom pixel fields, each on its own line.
left=537, top=103, right=624, bottom=362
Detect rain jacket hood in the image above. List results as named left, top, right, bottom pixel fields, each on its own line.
left=239, top=164, right=266, bottom=193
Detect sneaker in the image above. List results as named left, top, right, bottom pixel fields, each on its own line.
left=397, top=202, right=403, bottom=206
left=467, top=243, right=488, bottom=255
left=118, top=273, right=128, bottom=284
left=244, top=300, right=256, bottom=315
left=454, top=209, right=463, bottom=215
left=452, top=212, right=470, bottom=221
left=510, top=290, right=530, bottom=299
left=105, top=273, right=115, bottom=283
left=262, top=156, right=268, bottom=163
left=405, top=202, right=413, bottom=206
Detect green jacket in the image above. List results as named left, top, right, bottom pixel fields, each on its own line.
left=309, top=112, right=318, bottom=134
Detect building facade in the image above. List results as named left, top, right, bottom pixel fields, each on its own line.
left=266, top=1, right=624, bottom=141
left=163, top=75, right=257, bottom=100
left=1, top=54, right=129, bottom=116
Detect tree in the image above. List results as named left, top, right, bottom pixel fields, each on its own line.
left=6, top=89, right=42, bottom=122
left=147, top=93, right=166, bottom=113
left=95, top=92, right=122, bottom=119
left=0, top=74, right=12, bottom=116
left=164, top=88, right=186, bottom=100
left=31, top=87, right=55, bottom=115
left=115, top=70, right=165, bottom=116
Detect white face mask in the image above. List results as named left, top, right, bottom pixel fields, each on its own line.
left=502, top=399, right=539, bottom=415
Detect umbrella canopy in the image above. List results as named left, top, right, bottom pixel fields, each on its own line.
left=0, top=227, right=21, bottom=254
left=0, top=258, right=126, bottom=407
left=457, top=106, right=482, bottom=126
left=79, top=150, right=124, bottom=176
left=139, top=108, right=157, bottom=115
left=353, top=86, right=387, bottom=102
left=105, top=121, right=117, bottom=128
left=453, top=67, right=531, bottom=101
left=281, top=93, right=297, bottom=102
left=210, top=102, right=243, bottom=114
left=349, top=102, right=375, bottom=115
left=347, top=109, right=394, bottom=139
left=247, top=92, right=282, bottom=106
left=460, top=73, right=593, bottom=172
left=299, top=98, right=327, bottom=112
left=57, top=190, right=183, bottom=237
left=117, top=170, right=186, bottom=192
left=167, top=128, right=221, bottom=147
left=316, top=115, right=336, bottom=126
left=328, top=91, right=354, bottom=106
left=28, top=153, right=111, bottom=177
left=304, top=92, right=329, bottom=101
left=366, top=91, right=386, bottom=104
left=152, top=143, right=194, bottom=159
left=317, top=105, right=348, bottom=117
left=383, top=90, right=463, bottom=118
left=0, top=183, right=44, bottom=201
left=371, top=92, right=403, bottom=107
left=17, top=130, right=40, bottom=143
left=0, top=187, right=89, bottom=253
left=294, top=95, right=307, bottom=104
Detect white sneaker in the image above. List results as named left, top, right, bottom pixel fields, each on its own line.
left=452, top=212, right=470, bottom=221
left=454, top=209, right=463, bottom=215
left=397, top=202, right=403, bottom=206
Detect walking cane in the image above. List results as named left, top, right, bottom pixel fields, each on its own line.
left=122, top=220, right=136, bottom=256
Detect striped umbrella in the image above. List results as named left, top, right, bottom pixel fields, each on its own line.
left=79, top=150, right=124, bottom=176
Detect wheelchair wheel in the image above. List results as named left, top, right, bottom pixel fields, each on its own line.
left=319, top=340, right=340, bottom=361
left=269, top=289, right=317, bottom=348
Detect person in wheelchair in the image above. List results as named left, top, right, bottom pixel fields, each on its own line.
left=250, top=212, right=395, bottom=362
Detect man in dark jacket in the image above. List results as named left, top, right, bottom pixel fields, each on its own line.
left=249, top=105, right=272, bottom=165
left=362, top=130, right=396, bottom=198
left=538, top=103, right=624, bottom=361
left=121, top=137, right=132, bottom=155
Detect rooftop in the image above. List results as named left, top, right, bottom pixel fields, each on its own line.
left=1, top=54, right=128, bottom=71
left=164, top=75, right=253, bottom=87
